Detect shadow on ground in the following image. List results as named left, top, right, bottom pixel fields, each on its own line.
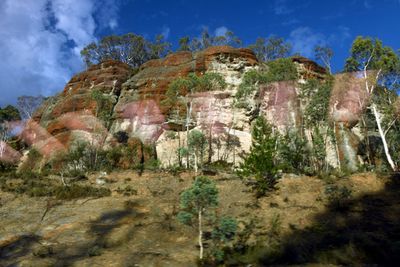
left=0, top=199, right=145, bottom=267
left=231, top=173, right=400, bottom=266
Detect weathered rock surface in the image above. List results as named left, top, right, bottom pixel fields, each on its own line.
left=328, top=72, right=372, bottom=170
left=260, top=81, right=301, bottom=130
left=18, top=46, right=382, bottom=170
left=111, top=46, right=258, bottom=144
left=21, top=61, right=131, bottom=163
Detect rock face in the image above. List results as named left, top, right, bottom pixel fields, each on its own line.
left=328, top=72, right=372, bottom=171
left=21, top=61, right=131, bottom=166
left=260, top=81, right=301, bottom=131
left=21, top=46, right=377, bottom=170
left=111, top=46, right=258, bottom=141
left=111, top=46, right=258, bottom=166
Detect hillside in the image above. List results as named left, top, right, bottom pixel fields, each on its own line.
left=1, top=170, right=399, bottom=266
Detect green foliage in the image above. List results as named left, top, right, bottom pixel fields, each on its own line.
left=236, top=69, right=270, bottom=100
left=238, top=116, right=280, bottom=197
left=19, top=148, right=43, bottom=172
left=249, top=36, right=292, bottom=62
left=208, top=217, right=238, bottom=263
left=324, top=184, right=352, bottom=210
left=144, top=158, right=161, bottom=171
left=236, top=58, right=298, bottom=103
left=278, top=130, right=311, bottom=174
left=91, top=89, right=115, bottom=124
left=54, top=184, right=111, bottom=200
left=314, top=45, right=334, bottom=73
left=267, top=58, right=298, bottom=82
left=178, top=36, right=190, bottom=51
left=177, top=210, right=193, bottom=225
left=0, top=105, right=21, bottom=123
left=51, top=141, right=113, bottom=175
left=212, top=217, right=238, bottom=242
left=344, top=36, right=400, bottom=87
left=178, top=176, right=219, bottom=214
left=301, top=78, right=333, bottom=127
left=80, top=33, right=171, bottom=68
left=269, top=213, right=282, bottom=236
left=0, top=172, right=110, bottom=199
left=162, top=72, right=226, bottom=119
left=188, top=130, right=207, bottom=164
left=188, top=29, right=242, bottom=52
left=344, top=36, right=400, bottom=171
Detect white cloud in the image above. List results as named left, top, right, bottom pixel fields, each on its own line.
left=214, top=26, right=228, bottom=37
left=289, top=26, right=352, bottom=58
left=289, top=27, right=326, bottom=58
left=0, top=0, right=121, bottom=106
left=161, top=26, right=170, bottom=39
left=108, top=18, right=118, bottom=30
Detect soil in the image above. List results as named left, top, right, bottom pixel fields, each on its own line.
left=0, top=170, right=394, bottom=266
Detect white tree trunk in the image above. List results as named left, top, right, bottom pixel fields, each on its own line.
left=194, top=152, right=198, bottom=174
left=198, top=209, right=203, bottom=260
left=0, top=142, right=5, bottom=158
left=186, top=101, right=192, bottom=169
left=363, top=65, right=396, bottom=171
left=333, top=121, right=342, bottom=171
left=371, top=104, right=397, bottom=171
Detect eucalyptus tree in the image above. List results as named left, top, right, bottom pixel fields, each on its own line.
left=344, top=36, right=400, bottom=171
left=314, top=45, right=334, bottom=74
left=162, top=73, right=226, bottom=168
left=177, top=176, right=218, bottom=260
left=80, top=33, right=171, bottom=68
left=249, top=36, right=292, bottom=62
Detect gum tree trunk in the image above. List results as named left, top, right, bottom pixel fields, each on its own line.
left=198, top=209, right=203, bottom=260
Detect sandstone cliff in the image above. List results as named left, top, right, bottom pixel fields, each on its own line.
left=20, top=46, right=374, bottom=171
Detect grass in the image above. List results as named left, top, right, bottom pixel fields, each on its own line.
left=0, top=171, right=110, bottom=199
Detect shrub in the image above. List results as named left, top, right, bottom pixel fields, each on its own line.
left=0, top=172, right=110, bottom=200
left=236, top=58, right=298, bottom=104
left=54, top=184, right=111, bottom=200
left=277, top=129, right=312, bottom=175
left=324, top=185, right=352, bottom=210
left=237, top=116, right=280, bottom=197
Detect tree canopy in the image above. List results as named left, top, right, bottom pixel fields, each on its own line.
left=249, top=36, right=292, bottom=62
left=80, top=33, right=171, bottom=68
left=0, top=105, right=21, bottom=123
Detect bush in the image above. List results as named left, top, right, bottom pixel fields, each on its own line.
left=324, top=185, right=352, bottom=210
left=144, top=158, right=161, bottom=171
left=0, top=172, right=110, bottom=200
left=237, top=116, right=280, bottom=197
left=236, top=58, right=298, bottom=104
left=54, top=184, right=111, bottom=200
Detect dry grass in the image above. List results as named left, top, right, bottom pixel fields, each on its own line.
left=0, top=170, right=397, bottom=266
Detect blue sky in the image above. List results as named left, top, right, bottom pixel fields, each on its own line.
left=0, top=0, right=399, bottom=106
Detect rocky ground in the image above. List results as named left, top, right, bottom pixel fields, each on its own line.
left=0, top=170, right=398, bottom=266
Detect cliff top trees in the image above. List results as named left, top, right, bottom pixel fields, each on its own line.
left=179, top=29, right=242, bottom=52
left=80, top=33, right=171, bottom=68
left=249, top=36, right=292, bottom=62
left=17, top=95, right=45, bottom=120
left=236, top=58, right=298, bottom=103
left=0, top=105, right=20, bottom=123
left=314, top=45, right=334, bottom=74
